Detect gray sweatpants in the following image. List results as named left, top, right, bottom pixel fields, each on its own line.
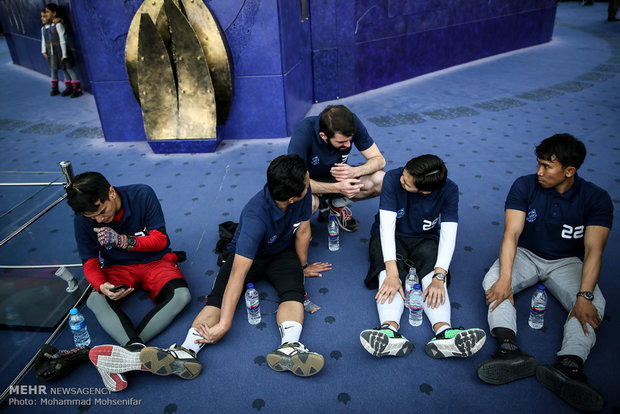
left=482, top=247, right=605, bottom=362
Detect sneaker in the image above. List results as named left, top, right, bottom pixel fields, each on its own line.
left=327, top=200, right=358, bottom=232
left=360, top=325, right=414, bottom=357
left=89, top=345, right=147, bottom=391
left=477, top=348, right=538, bottom=385
left=266, top=342, right=324, bottom=377
left=536, top=363, right=605, bottom=411
left=425, top=327, right=486, bottom=359
left=139, top=345, right=202, bottom=380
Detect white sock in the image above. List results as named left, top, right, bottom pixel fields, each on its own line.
left=279, top=321, right=302, bottom=345
left=180, top=327, right=205, bottom=356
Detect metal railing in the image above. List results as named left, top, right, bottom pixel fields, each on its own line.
left=0, top=161, right=92, bottom=403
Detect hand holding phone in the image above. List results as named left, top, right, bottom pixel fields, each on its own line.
left=109, top=284, right=129, bottom=293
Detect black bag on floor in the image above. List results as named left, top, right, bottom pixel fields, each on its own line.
left=33, top=344, right=90, bottom=381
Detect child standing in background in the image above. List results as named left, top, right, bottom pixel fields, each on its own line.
left=41, top=3, right=82, bottom=98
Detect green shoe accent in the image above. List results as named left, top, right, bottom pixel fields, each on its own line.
left=360, top=325, right=414, bottom=357
left=425, top=327, right=486, bottom=359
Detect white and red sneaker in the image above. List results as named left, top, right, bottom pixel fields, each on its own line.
left=327, top=200, right=358, bottom=232
left=89, top=345, right=147, bottom=392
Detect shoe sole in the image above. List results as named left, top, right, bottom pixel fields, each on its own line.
left=477, top=354, right=539, bottom=385
left=360, top=330, right=413, bottom=357
left=89, top=345, right=144, bottom=392
left=139, top=347, right=202, bottom=380
left=536, top=365, right=605, bottom=411
left=425, top=329, right=486, bottom=359
left=266, top=351, right=324, bottom=377
left=89, top=345, right=145, bottom=372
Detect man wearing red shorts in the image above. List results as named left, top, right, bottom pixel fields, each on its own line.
left=66, top=172, right=190, bottom=391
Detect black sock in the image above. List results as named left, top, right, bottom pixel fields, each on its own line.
left=493, top=327, right=519, bottom=351
left=559, top=354, right=583, bottom=370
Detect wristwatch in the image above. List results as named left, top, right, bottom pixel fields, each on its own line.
left=433, top=272, right=446, bottom=282
left=576, top=291, right=594, bottom=301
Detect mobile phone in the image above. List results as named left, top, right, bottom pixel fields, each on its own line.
left=110, top=284, right=129, bottom=293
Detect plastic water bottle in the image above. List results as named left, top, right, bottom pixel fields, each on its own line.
left=245, top=283, right=261, bottom=325
left=69, top=308, right=91, bottom=347
left=409, top=284, right=423, bottom=326
left=528, top=284, right=547, bottom=329
left=404, top=267, right=419, bottom=309
left=5, top=306, right=27, bottom=346
left=328, top=215, right=340, bottom=251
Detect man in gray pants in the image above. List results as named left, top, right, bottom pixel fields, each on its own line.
left=477, top=134, right=613, bottom=412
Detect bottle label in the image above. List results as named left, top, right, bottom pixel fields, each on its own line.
left=328, top=232, right=339, bottom=238
left=247, top=300, right=259, bottom=311
left=409, top=302, right=423, bottom=311
left=531, top=304, right=546, bottom=314
left=70, top=321, right=85, bottom=331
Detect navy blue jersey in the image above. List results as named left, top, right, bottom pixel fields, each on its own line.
left=371, top=168, right=459, bottom=239
left=288, top=114, right=375, bottom=180
left=230, top=184, right=312, bottom=259
left=506, top=174, right=613, bottom=260
left=74, top=184, right=170, bottom=266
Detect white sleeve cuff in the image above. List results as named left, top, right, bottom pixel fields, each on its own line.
left=435, top=221, right=458, bottom=272
left=379, top=209, right=397, bottom=263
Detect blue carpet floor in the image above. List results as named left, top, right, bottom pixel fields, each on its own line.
left=0, top=2, right=619, bottom=413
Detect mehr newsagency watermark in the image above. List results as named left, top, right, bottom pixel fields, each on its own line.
left=7, top=385, right=142, bottom=407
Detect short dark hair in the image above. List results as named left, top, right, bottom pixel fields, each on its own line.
left=404, top=154, right=447, bottom=192
left=45, top=3, right=60, bottom=13
left=267, top=154, right=308, bottom=201
left=535, top=133, right=586, bottom=170
left=318, top=105, right=356, bottom=139
left=66, top=172, right=111, bottom=214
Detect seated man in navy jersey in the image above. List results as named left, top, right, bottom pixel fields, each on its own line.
left=104, top=155, right=331, bottom=381
left=477, top=134, right=613, bottom=412
left=65, top=172, right=191, bottom=391
left=288, top=105, right=385, bottom=232
left=360, top=154, right=485, bottom=360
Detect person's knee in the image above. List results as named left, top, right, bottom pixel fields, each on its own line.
left=482, top=264, right=500, bottom=291
left=311, top=194, right=319, bottom=214
left=172, top=286, right=191, bottom=308
left=86, top=290, right=106, bottom=311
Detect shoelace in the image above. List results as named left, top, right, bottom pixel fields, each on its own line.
left=333, top=205, right=353, bottom=221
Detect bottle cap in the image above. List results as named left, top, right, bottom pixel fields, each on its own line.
left=247, top=283, right=254, bottom=289
left=70, top=308, right=78, bottom=315
left=413, top=284, right=421, bottom=290
left=537, top=284, right=546, bottom=291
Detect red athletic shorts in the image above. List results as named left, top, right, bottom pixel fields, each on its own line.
left=102, top=253, right=185, bottom=302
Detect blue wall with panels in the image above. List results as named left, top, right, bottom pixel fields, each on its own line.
left=0, top=0, right=557, bottom=151
left=309, top=0, right=558, bottom=102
